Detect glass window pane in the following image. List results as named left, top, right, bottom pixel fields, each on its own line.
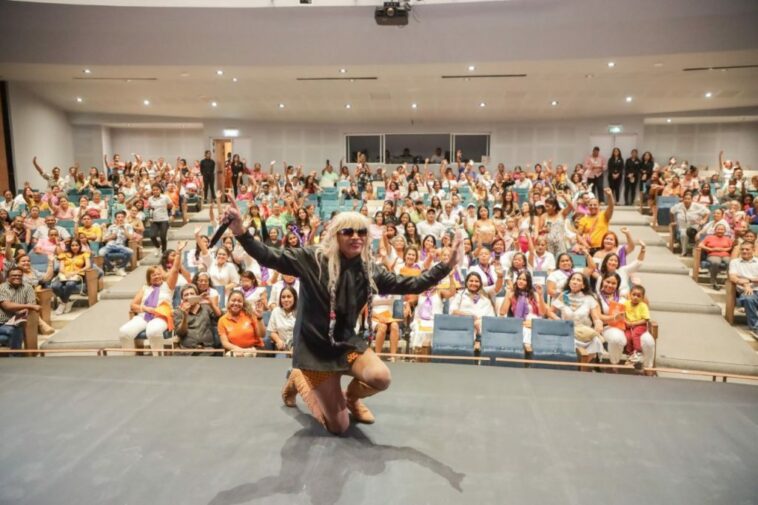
left=453, top=134, right=490, bottom=164
left=346, top=135, right=382, bottom=163
left=384, top=134, right=450, bottom=165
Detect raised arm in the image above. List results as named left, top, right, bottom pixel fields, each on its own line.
left=33, top=157, right=49, bottom=180
left=224, top=199, right=308, bottom=276
left=620, top=226, right=635, bottom=255
left=603, top=187, right=615, bottom=221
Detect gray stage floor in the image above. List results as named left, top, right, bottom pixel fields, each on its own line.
left=0, top=358, right=756, bottom=505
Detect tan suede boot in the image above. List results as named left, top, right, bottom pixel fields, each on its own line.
left=345, top=379, right=379, bottom=424
left=287, top=369, right=326, bottom=428
left=281, top=370, right=298, bottom=408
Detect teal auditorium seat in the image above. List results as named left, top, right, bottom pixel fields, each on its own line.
left=431, top=314, right=475, bottom=364
left=530, top=319, right=576, bottom=369
left=480, top=316, right=524, bottom=367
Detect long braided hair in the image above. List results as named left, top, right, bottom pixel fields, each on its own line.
left=315, top=211, right=377, bottom=343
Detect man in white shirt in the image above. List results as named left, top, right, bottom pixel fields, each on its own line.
left=728, top=241, right=758, bottom=337
left=670, top=191, right=710, bottom=256
left=416, top=208, right=447, bottom=241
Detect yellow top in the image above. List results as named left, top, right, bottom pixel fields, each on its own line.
left=623, top=299, right=649, bottom=324
left=578, top=212, right=609, bottom=248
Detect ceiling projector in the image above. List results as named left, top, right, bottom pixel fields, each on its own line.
left=375, top=1, right=410, bottom=26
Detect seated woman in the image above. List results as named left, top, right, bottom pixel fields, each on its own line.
left=239, top=271, right=267, bottom=312
left=173, top=283, right=215, bottom=351
left=596, top=272, right=656, bottom=369
left=409, top=271, right=458, bottom=354
left=119, top=243, right=184, bottom=354
left=449, top=272, right=496, bottom=351
left=592, top=242, right=646, bottom=297
left=699, top=223, right=733, bottom=291
left=218, top=290, right=266, bottom=356
left=498, top=271, right=547, bottom=348
left=547, top=272, right=605, bottom=359
left=370, top=292, right=401, bottom=360
left=592, top=228, right=635, bottom=268
left=208, top=246, right=240, bottom=293
left=52, top=239, right=91, bottom=315
left=34, top=227, right=63, bottom=256
left=267, top=285, right=298, bottom=351
left=160, top=248, right=192, bottom=287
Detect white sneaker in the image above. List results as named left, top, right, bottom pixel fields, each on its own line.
left=54, top=303, right=65, bottom=315
left=116, top=268, right=128, bottom=277
left=153, top=250, right=160, bottom=257
left=64, top=301, right=75, bottom=314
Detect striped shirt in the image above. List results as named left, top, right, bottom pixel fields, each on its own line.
left=0, top=282, right=36, bottom=325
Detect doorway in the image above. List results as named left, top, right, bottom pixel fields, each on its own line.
left=212, top=139, right=233, bottom=197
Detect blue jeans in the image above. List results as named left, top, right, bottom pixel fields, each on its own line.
left=51, top=279, right=83, bottom=303
left=739, top=293, right=758, bottom=331
left=0, top=323, right=23, bottom=350
left=99, top=243, right=133, bottom=271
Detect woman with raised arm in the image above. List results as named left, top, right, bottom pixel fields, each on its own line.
left=222, top=198, right=460, bottom=436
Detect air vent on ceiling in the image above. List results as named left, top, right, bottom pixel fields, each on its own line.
left=73, top=77, right=158, bottom=81
left=442, top=74, right=527, bottom=79
left=683, top=65, right=758, bottom=72
left=296, top=77, right=377, bottom=81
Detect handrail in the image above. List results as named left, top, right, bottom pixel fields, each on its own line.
left=3, top=348, right=756, bottom=383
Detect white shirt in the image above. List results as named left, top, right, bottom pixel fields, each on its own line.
left=416, top=220, right=448, bottom=241
left=547, top=269, right=573, bottom=296
left=208, top=261, right=240, bottom=287
left=450, top=290, right=495, bottom=318
left=729, top=257, right=758, bottom=292
left=267, top=307, right=297, bottom=346
left=594, top=260, right=642, bottom=297
left=551, top=292, right=598, bottom=327
left=527, top=251, right=556, bottom=273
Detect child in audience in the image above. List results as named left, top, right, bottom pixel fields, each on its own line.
left=623, top=284, right=650, bottom=364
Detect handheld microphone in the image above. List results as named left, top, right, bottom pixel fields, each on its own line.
left=209, top=216, right=232, bottom=249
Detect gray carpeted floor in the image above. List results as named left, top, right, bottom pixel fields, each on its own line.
left=1, top=358, right=756, bottom=505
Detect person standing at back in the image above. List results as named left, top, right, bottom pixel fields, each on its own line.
left=584, top=146, right=607, bottom=203
left=200, top=150, right=215, bottom=204
left=624, top=149, right=642, bottom=206
left=607, top=148, right=624, bottom=204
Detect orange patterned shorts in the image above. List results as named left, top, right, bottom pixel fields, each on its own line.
left=300, top=351, right=361, bottom=390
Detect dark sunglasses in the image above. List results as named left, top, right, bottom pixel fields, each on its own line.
left=338, top=227, right=368, bottom=238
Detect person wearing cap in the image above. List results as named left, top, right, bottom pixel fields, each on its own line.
left=417, top=208, right=447, bottom=241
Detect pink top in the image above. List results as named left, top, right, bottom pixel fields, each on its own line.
left=701, top=235, right=733, bottom=257
left=584, top=155, right=606, bottom=178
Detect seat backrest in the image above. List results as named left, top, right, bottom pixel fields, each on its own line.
left=28, top=252, right=49, bottom=270
left=480, top=316, right=524, bottom=357
left=569, top=253, right=587, bottom=268
left=392, top=298, right=404, bottom=320
left=530, top=319, right=576, bottom=361
left=215, top=285, right=226, bottom=310
left=431, top=314, right=474, bottom=356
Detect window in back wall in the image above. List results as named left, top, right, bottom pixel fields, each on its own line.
left=346, top=135, right=383, bottom=163
left=453, top=134, right=490, bottom=164
left=384, top=134, right=451, bottom=165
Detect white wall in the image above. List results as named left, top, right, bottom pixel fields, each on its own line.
left=72, top=125, right=108, bottom=172
left=7, top=83, right=74, bottom=190
left=644, top=122, right=758, bottom=170
left=109, top=127, right=206, bottom=162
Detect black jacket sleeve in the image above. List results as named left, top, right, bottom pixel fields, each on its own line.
left=373, top=261, right=451, bottom=295
left=235, top=231, right=309, bottom=277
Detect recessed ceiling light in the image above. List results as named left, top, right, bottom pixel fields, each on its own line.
left=232, top=77, right=238, bottom=82
left=550, top=100, right=558, bottom=106
left=705, top=91, right=713, bottom=98
left=345, top=104, right=351, bottom=109
left=211, top=101, right=218, bottom=107
left=278, top=103, right=285, bottom=109
left=479, top=102, right=486, bottom=108
left=76, top=97, right=83, bottom=103
left=653, top=62, right=663, bottom=68
left=607, top=61, right=615, bottom=68
left=666, top=118, right=672, bottom=123
left=468, top=65, right=476, bottom=72
left=143, top=99, right=151, bottom=106
left=339, top=68, right=347, bottom=74
left=625, top=96, right=633, bottom=103
left=180, top=72, right=190, bottom=78
left=411, top=103, right=418, bottom=109
left=83, top=68, right=91, bottom=74
left=216, top=69, right=224, bottom=76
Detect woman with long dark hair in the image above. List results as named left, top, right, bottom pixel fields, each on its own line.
left=608, top=147, right=624, bottom=202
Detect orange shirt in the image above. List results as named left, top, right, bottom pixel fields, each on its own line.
left=218, top=311, right=263, bottom=349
